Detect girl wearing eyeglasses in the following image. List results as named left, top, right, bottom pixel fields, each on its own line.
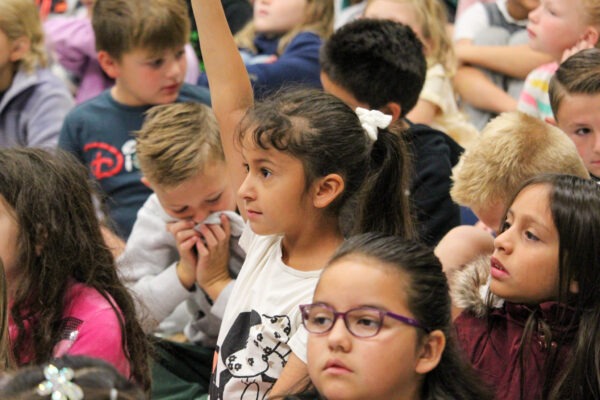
left=293, top=233, right=492, bottom=400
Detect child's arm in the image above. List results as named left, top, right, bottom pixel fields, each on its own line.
left=406, top=99, right=439, bottom=126
left=270, top=353, right=309, bottom=396
left=454, top=66, right=517, bottom=113
left=191, top=0, right=253, bottom=219
left=456, top=41, right=553, bottom=79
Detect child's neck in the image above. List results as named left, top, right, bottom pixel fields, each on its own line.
left=281, top=217, right=343, bottom=272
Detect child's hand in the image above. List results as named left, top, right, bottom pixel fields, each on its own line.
left=561, top=39, right=594, bottom=63
left=194, top=214, right=232, bottom=300
left=167, top=219, right=199, bottom=290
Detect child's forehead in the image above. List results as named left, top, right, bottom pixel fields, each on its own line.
left=127, top=44, right=185, bottom=59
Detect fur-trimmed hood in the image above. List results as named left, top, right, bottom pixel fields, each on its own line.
left=449, top=255, right=504, bottom=317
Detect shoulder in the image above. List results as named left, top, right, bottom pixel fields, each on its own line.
left=406, top=122, right=464, bottom=162
left=177, top=83, right=211, bottom=105
left=62, top=282, right=122, bottom=327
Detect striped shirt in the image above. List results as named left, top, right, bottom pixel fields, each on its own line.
left=517, top=62, right=558, bottom=121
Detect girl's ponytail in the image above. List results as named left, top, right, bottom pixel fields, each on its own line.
left=353, top=123, right=415, bottom=239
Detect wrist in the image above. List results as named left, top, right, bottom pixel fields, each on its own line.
left=199, top=275, right=232, bottom=302
left=176, top=261, right=196, bottom=290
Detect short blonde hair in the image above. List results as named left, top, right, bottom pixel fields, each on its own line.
left=136, top=103, right=223, bottom=188
left=0, top=0, right=47, bottom=72
left=235, top=0, right=333, bottom=55
left=451, top=112, right=589, bottom=209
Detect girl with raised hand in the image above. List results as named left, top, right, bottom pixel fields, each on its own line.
left=192, top=0, right=414, bottom=398
left=295, top=233, right=492, bottom=400
left=453, top=174, right=600, bottom=399
left=0, top=148, right=150, bottom=392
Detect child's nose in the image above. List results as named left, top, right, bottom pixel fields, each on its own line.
left=528, top=5, right=541, bottom=22
left=327, top=318, right=352, bottom=351
left=238, top=174, right=255, bottom=201
left=493, top=229, right=513, bottom=254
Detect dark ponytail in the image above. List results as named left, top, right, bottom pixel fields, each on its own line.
left=353, top=126, right=415, bottom=238
left=238, top=87, right=415, bottom=239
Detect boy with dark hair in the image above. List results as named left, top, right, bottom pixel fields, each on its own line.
left=59, top=0, right=210, bottom=239
left=320, top=18, right=462, bottom=246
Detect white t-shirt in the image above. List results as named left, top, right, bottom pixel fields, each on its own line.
left=453, top=0, right=527, bottom=41
left=209, top=223, right=321, bottom=400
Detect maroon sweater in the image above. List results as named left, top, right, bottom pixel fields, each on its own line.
left=454, top=302, right=577, bottom=400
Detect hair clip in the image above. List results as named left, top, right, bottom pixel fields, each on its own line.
left=355, top=107, right=392, bottom=141
left=36, top=364, right=83, bottom=400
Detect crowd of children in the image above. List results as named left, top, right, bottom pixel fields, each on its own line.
left=0, top=0, right=599, bottom=399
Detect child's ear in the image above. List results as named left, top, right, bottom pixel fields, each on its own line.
left=380, top=102, right=402, bottom=123
left=97, top=50, right=120, bottom=79
left=9, top=37, right=31, bottom=63
left=140, top=176, right=152, bottom=189
left=312, top=173, right=344, bottom=209
left=415, top=330, right=445, bottom=375
left=581, top=26, right=600, bottom=47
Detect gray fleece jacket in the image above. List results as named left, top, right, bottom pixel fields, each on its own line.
left=0, top=66, right=74, bottom=148
left=117, top=194, right=245, bottom=347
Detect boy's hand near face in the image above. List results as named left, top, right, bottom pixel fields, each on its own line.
left=167, top=215, right=232, bottom=300
left=194, top=214, right=232, bottom=300
left=168, top=219, right=200, bottom=290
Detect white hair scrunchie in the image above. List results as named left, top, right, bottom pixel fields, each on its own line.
left=355, top=107, right=393, bottom=141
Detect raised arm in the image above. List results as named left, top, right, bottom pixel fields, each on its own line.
left=191, top=0, right=253, bottom=217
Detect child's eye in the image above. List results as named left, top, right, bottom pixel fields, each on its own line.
left=148, top=58, right=165, bottom=68
left=310, top=314, right=332, bottom=327
left=206, top=194, right=222, bottom=204
left=260, top=168, right=272, bottom=178
left=525, top=231, right=540, bottom=241
left=500, top=220, right=511, bottom=232
left=242, top=163, right=249, bottom=173
left=574, top=127, right=592, bottom=136
left=175, top=49, right=186, bottom=60
left=356, top=317, right=381, bottom=328
left=172, top=206, right=188, bottom=214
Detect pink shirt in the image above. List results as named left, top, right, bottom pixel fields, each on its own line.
left=10, top=281, right=131, bottom=378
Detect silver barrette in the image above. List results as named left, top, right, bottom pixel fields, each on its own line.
left=36, top=364, right=83, bottom=400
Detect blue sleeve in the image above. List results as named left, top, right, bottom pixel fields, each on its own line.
left=58, top=108, right=84, bottom=162
left=197, top=32, right=323, bottom=98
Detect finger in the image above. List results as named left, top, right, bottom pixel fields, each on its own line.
left=167, top=219, right=195, bottom=235
left=196, top=239, right=209, bottom=258
left=220, top=214, right=231, bottom=237
left=180, top=235, right=198, bottom=252
left=197, top=224, right=218, bottom=248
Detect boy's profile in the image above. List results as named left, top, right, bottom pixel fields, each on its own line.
left=436, top=111, right=589, bottom=272
left=550, top=48, right=600, bottom=182
left=320, top=18, right=462, bottom=246
left=118, top=102, right=244, bottom=398
left=58, top=0, right=210, bottom=239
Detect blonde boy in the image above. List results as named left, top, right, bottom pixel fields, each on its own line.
left=58, top=0, right=210, bottom=239
left=436, top=111, right=589, bottom=272
left=550, top=48, right=600, bottom=181
left=118, top=103, right=243, bottom=397
left=451, top=111, right=589, bottom=230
